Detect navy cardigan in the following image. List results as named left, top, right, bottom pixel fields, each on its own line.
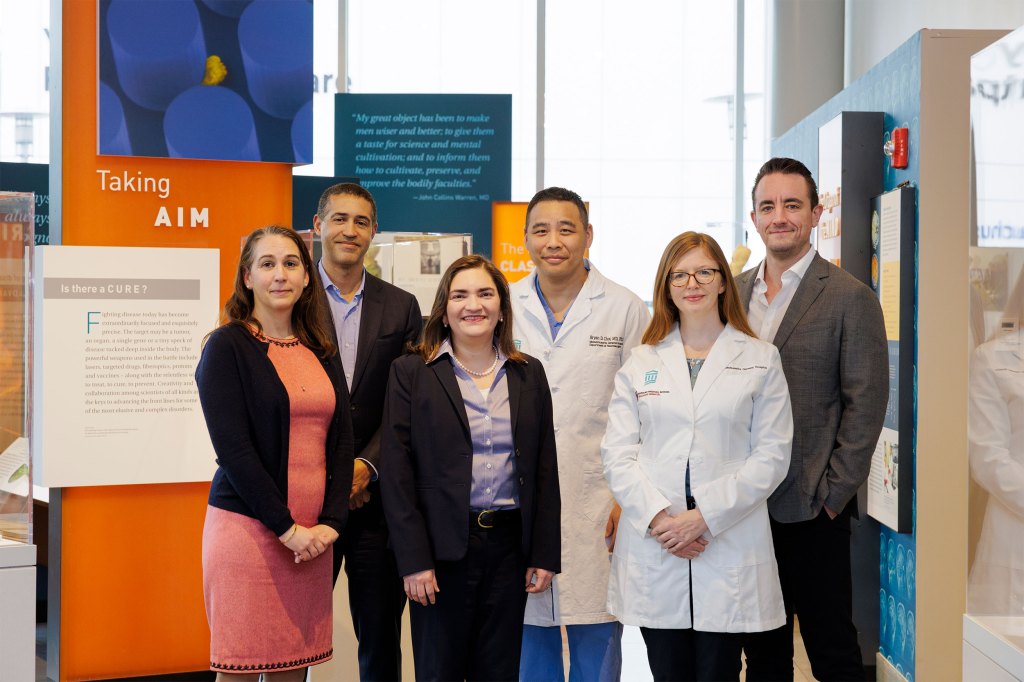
left=195, top=323, right=355, bottom=537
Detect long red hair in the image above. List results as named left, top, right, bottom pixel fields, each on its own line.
left=642, top=232, right=755, bottom=345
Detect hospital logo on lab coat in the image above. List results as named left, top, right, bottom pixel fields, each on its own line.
left=513, top=339, right=522, bottom=349
left=644, top=370, right=659, bottom=385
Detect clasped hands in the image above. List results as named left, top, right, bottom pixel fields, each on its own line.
left=279, top=523, right=339, bottom=564
left=649, top=508, right=710, bottom=560
left=402, top=567, right=554, bottom=606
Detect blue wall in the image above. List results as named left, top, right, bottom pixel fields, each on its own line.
left=771, top=31, right=920, bottom=680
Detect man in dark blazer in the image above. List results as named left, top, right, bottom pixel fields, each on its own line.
left=736, top=158, right=888, bottom=681
left=313, top=183, right=422, bottom=682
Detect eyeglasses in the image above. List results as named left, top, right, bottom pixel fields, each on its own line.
left=668, top=269, right=721, bottom=287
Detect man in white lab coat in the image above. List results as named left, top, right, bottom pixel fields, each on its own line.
left=512, top=187, right=650, bottom=682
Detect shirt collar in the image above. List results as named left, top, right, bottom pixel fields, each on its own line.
left=754, top=245, right=816, bottom=285
left=318, top=260, right=365, bottom=303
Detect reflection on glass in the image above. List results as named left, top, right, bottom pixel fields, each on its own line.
left=0, top=191, right=32, bottom=545
left=968, top=266, right=1024, bottom=615
left=968, top=23, right=1024, bottom=628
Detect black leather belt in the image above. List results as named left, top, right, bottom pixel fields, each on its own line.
left=471, top=509, right=520, bottom=529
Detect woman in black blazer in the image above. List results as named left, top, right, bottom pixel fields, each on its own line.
left=381, top=254, right=560, bottom=682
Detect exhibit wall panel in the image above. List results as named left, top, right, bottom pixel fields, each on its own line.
left=51, top=0, right=294, bottom=678
left=772, top=29, right=1008, bottom=681
left=771, top=32, right=921, bottom=678
left=916, top=29, right=1008, bottom=682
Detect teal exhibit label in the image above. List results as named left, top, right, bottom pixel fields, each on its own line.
left=335, top=93, right=512, bottom=257
left=0, top=162, right=48, bottom=245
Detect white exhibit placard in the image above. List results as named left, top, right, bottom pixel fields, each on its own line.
left=866, top=187, right=914, bottom=533
left=32, top=246, right=219, bottom=487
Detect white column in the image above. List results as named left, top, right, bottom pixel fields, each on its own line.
left=770, top=0, right=845, bottom=139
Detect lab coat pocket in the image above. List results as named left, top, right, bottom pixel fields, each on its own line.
left=579, top=466, right=615, bottom=523
left=581, top=356, right=621, bottom=408
left=696, top=563, right=783, bottom=632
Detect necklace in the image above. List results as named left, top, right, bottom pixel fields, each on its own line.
left=250, top=327, right=300, bottom=348
left=453, top=346, right=499, bottom=377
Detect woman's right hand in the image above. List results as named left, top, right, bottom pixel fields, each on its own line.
left=403, top=569, right=439, bottom=606
left=669, top=536, right=710, bottom=560
left=280, top=524, right=327, bottom=564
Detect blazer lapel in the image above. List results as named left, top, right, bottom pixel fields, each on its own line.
left=772, top=254, right=829, bottom=350
left=506, top=362, right=522, bottom=433
left=352, top=274, right=384, bottom=394
left=430, top=359, right=471, bottom=436
left=737, top=265, right=757, bottom=313
left=316, top=269, right=341, bottom=348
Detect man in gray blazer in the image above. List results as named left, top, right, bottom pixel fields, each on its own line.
left=736, top=158, right=888, bottom=681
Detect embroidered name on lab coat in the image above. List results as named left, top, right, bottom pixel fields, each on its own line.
left=589, top=335, right=624, bottom=349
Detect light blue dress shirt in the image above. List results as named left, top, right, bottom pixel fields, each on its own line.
left=319, top=261, right=376, bottom=478
left=437, top=339, right=518, bottom=510
left=318, top=260, right=364, bottom=390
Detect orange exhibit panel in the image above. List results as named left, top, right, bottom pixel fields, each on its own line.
left=492, top=202, right=532, bottom=283
left=53, top=0, right=294, bottom=678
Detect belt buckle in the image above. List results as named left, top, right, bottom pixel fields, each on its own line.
left=477, top=509, right=495, bottom=529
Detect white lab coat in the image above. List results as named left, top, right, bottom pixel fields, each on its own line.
left=512, top=264, right=649, bottom=626
left=968, top=334, right=1024, bottom=615
left=602, top=324, right=792, bottom=631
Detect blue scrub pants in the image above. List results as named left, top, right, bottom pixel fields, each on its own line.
left=519, top=621, right=623, bottom=682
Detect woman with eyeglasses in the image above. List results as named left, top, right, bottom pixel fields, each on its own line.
left=380, top=254, right=560, bottom=681
left=601, top=232, right=793, bottom=681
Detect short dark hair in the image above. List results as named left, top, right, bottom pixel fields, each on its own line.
left=317, top=182, right=378, bottom=225
left=751, top=157, right=819, bottom=210
left=525, top=187, right=588, bottom=229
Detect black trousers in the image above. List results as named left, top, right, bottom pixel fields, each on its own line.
left=332, top=486, right=407, bottom=682
left=743, top=507, right=864, bottom=682
left=640, top=627, right=744, bottom=681
left=409, top=512, right=528, bottom=682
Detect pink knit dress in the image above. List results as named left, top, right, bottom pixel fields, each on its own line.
left=202, top=341, right=336, bottom=673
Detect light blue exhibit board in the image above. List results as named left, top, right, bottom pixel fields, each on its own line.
left=772, top=32, right=920, bottom=680
left=334, top=94, right=512, bottom=258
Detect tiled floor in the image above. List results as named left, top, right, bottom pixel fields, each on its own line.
left=34, top=621, right=817, bottom=681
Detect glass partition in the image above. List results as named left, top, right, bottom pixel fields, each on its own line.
left=0, top=191, right=32, bottom=545
left=967, top=26, right=1024, bottom=664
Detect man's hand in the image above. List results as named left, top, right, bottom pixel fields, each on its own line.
left=525, top=567, right=554, bottom=593
left=350, top=459, right=372, bottom=509
left=403, top=569, right=439, bottom=606
left=650, top=508, right=709, bottom=552
left=605, top=502, right=622, bottom=552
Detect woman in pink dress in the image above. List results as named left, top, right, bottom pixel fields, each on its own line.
left=196, top=225, right=354, bottom=681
